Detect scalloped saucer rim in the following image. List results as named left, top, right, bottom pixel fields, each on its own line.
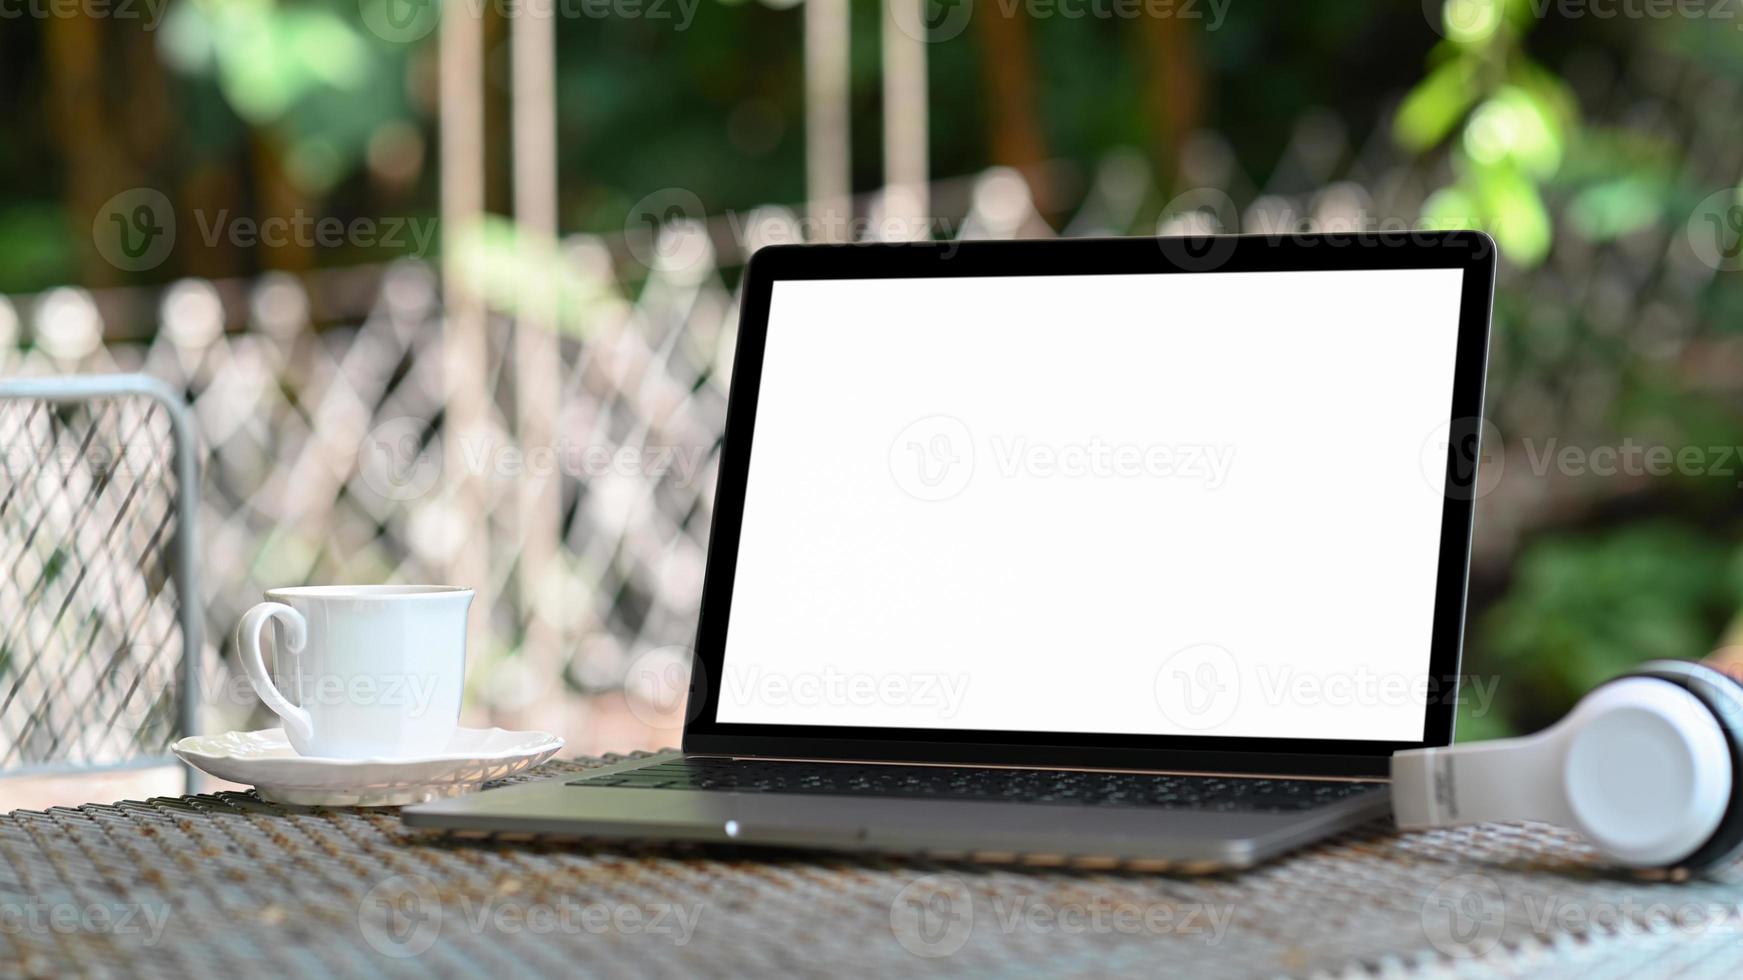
left=173, top=726, right=563, bottom=767
left=170, top=727, right=564, bottom=807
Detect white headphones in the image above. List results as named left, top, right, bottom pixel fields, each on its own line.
left=1392, top=660, right=1743, bottom=871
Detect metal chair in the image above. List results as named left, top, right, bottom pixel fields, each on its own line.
left=0, top=374, right=201, bottom=790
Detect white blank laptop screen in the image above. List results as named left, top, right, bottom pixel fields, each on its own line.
left=717, top=268, right=1467, bottom=742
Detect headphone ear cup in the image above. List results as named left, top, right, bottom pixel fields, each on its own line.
left=1616, top=661, right=1743, bottom=872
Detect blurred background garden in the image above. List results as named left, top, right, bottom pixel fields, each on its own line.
left=2, top=0, right=1743, bottom=797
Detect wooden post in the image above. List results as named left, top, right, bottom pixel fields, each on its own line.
left=806, top=0, right=852, bottom=242
left=440, top=0, right=493, bottom=660
left=512, top=2, right=565, bottom=728
left=882, top=0, right=930, bottom=239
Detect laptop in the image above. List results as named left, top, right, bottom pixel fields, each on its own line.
left=405, top=231, right=1497, bottom=870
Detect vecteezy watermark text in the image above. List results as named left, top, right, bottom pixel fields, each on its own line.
left=361, top=0, right=702, bottom=43
left=360, top=418, right=710, bottom=502
left=990, top=0, right=1229, bottom=25
left=721, top=666, right=971, bottom=719
left=889, top=415, right=1236, bottom=503
left=1426, top=0, right=1743, bottom=43
left=279, top=672, right=445, bottom=715
left=0, top=440, right=169, bottom=481
left=110, top=669, right=450, bottom=736
left=357, top=874, right=703, bottom=959
left=92, top=188, right=436, bottom=273
left=192, top=210, right=436, bottom=256
left=0, top=0, right=167, bottom=29
left=1, top=900, right=172, bottom=947
left=1153, top=643, right=1501, bottom=733
left=988, top=436, right=1235, bottom=485
left=888, top=0, right=1229, bottom=45
left=1522, top=437, right=1743, bottom=487
left=1424, top=417, right=1743, bottom=500
left=889, top=874, right=1233, bottom=958
left=1420, top=871, right=1743, bottom=959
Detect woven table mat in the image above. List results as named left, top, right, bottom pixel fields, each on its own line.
left=5, top=754, right=1743, bottom=979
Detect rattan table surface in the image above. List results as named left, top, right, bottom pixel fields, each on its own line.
left=5, top=753, right=1743, bottom=979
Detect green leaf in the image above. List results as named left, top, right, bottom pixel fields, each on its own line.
left=1394, top=59, right=1479, bottom=152
left=1462, top=86, right=1564, bottom=178
left=1441, top=0, right=1508, bottom=45
left=1475, top=163, right=1552, bottom=265
left=1420, top=186, right=1481, bottom=230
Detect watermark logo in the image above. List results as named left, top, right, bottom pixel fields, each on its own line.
left=1, top=437, right=172, bottom=482
left=1421, top=416, right=1504, bottom=501
left=1424, top=0, right=1506, bottom=42
left=889, top=414, right=976, bottom=502
left=360, top=417, right=444, bottom=502
left=360, top=0, right=440, bottom=43
left=358, top=874, right=443, bottom=959
left=1152, top=643, right=1241, bottom=731
left=1688, top=188, right=1743, bottom=272
left=1421, top=873, right=1506, bottom=958
left=104, top=645, right=179, bottom=738
left=890, top=874, right=975, bottom=958
left=1156, top=187, right=1239, bottom=272
left=624, top=187, right=710, bottom=271
left=888, top=0, right=975, bottom=43
left=623, top=645, right=707, bottom=729
left=93, top=188, right=176, bottom=273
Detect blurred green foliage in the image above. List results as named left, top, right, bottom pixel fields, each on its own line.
left=1394, top=0, right=1743, bottom=739
left=1465, top=526, right=1743, bottom=739
left=159, top=0, right=421, bottom=194
left=0, top=0, right=1456, bottom=290
left=1398, top=0, right=1590, bottom=264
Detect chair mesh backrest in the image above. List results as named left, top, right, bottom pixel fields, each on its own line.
left=0, top=386, right=191, bottom=776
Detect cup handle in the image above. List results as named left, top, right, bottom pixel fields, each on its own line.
left=237, top=601, right=315, bottom=745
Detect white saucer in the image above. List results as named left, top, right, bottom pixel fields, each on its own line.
left=173, top=727, right=565, bottom=807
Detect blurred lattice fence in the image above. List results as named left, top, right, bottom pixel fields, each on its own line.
left=0, top=93, right=1738, bottom=747
left=0, top=248, right=740, bottom=745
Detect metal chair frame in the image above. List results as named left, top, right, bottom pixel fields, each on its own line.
left=0, top=373, right=201, bottom=788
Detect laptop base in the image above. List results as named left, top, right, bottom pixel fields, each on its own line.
left=403, top=752, right=1392, bottom=872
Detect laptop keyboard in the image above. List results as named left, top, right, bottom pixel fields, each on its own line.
left=567, top=758, right=1385, bottom=812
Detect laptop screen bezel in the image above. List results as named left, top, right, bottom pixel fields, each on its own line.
left=680, top=233, right=1496, bottom=778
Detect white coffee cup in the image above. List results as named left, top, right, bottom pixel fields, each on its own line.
left=236, top=585, right=473, bottom=759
